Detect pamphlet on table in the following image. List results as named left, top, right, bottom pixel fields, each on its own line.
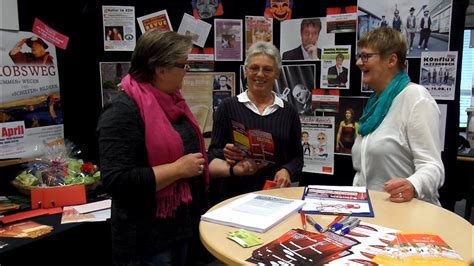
left=301, top=185, right=374, bottom=217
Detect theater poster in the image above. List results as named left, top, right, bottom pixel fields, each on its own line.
left=420, top=51, right=457, bottom=100
left=0, top=30, right=63, bottom=159
left=300, top=116, right=334, bottom=175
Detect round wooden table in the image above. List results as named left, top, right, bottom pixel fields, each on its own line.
left=199, top=187, right=473, bottom=265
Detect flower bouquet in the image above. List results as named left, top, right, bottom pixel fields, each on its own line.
left=12, top=140, right=100, bottom=194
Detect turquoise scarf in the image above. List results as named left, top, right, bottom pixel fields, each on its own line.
left=358, top=72, right=410, bottom=136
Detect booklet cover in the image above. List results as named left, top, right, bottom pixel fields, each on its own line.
left=231, top=120, right=275, bottom=163
left=201, top=193, right=305, bottom=233
left=247, top=229, right=359, bottom=265
left=301, top=185, right=374, bottom=217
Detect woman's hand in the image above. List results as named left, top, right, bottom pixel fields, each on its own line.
left=233, top=159, right=267, bottom=176
left=274, top=168, right=291, bottom=188
left=175, top=152, right=205, bottom=178
left=224, top=143, right=245, bottom=164
left=384, top=178, right=416, bottom=203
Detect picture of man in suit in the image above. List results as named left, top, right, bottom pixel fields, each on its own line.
left=282, top=18, right=321, bottom=60
left=327, top=53, right=348, bottom=87
left=379, top=15, right=388, bottom=28
left=418, top=9, right=432, bottom=51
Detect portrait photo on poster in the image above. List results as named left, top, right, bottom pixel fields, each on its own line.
left=320, top=45, right=351, bottom=89
left=330, top=97, right=368, bottom=156
left=280, top=17, right=335, bottom=61
left=357, top=0, right=452, bottom=58
left=239, top=64, right=316, bottom=115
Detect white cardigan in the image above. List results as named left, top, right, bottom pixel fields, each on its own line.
left=352, top=83, right=444, bottom=206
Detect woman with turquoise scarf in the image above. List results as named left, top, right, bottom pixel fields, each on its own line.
left=352, top=27, right=444, bottom=206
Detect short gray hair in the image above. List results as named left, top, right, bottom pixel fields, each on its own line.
left=129, top=30, right=193, bottom=83
left=244, top=41, right=282, bottom=71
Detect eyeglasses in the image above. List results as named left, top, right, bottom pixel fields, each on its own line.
left=355, top=53, right=380, bottom=63
left=317, top=137, right=325, bottom=140
left=173, top=63, right=190, bottom=71
left=245, top=65, right=275, bottom=76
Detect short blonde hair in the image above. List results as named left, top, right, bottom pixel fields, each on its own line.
left=357, top=27, right=406, bottom=70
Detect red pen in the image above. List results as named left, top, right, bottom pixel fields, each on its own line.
left=326, top=215, right=344, bottom=230
left=300, top=211, right=307, bottom=231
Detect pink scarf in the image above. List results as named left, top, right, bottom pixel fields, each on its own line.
left=122, top=74, right=209, bottom=218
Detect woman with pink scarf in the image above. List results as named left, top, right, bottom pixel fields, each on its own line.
left=97, top=30, right=256, bottom=266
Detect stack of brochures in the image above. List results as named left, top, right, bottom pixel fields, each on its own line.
left=246, top=229, right=360, bottom=264
left=301, top=185, right=375, bottom=217
left=201, top=193, right=305, bottom=233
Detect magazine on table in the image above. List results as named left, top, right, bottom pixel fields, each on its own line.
left=301, top=185, right=374, bottom=217
left=247, top=229, right=360, bottom=265
left=373, top=232, right=467, bottom=266
left=231, top=120, right=275, bottom=164
left=201, top=193, right=305, bottom=233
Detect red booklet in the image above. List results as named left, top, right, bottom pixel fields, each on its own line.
left=231, top=120, right=275, bottom=163
left=247, top=229, right=359, bottom=265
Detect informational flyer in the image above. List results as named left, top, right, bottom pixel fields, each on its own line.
left=326, top=6, right=357, bottom=33
left=0, top=30, right=64, bottom=159
left=300, top=116, right=334, bottom=174
left=102, top=6, right=136, bottom=51
left=312, top=89, right=340, bottom=113
left=420, top=51, right=457, bottom=100
left=214, top=19, right=243, bottom=61
left=137, top=9, right=172, bottom=34
left=321, top=45, right=351, bottom=89
left=188, top=47, right=215, bottom=72
left=177, top=13, right=212, bottom=48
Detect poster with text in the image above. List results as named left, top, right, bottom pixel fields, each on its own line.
left=137, top=9, right=172, bottom=34
left=103, top=6, right=136, bottom=51
left=300, top=116, right=335, bottom=174
left=326, top=6, right=357, bottom=33
left=321, top=46, right=351, bottom=89
left=420, top=51, right=457, bottom=100
left=312, top=89, right=340, bottom=113
left=0, top=30, right=63, bottom=159
left=177, top=13, right=212, bottom=48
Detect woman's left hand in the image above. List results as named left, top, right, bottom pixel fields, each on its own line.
left=224, top=143, right=244, bottom=164
left=384, top=178, right=416, bottom=203
left=274, top=168, right=291, bottom=188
